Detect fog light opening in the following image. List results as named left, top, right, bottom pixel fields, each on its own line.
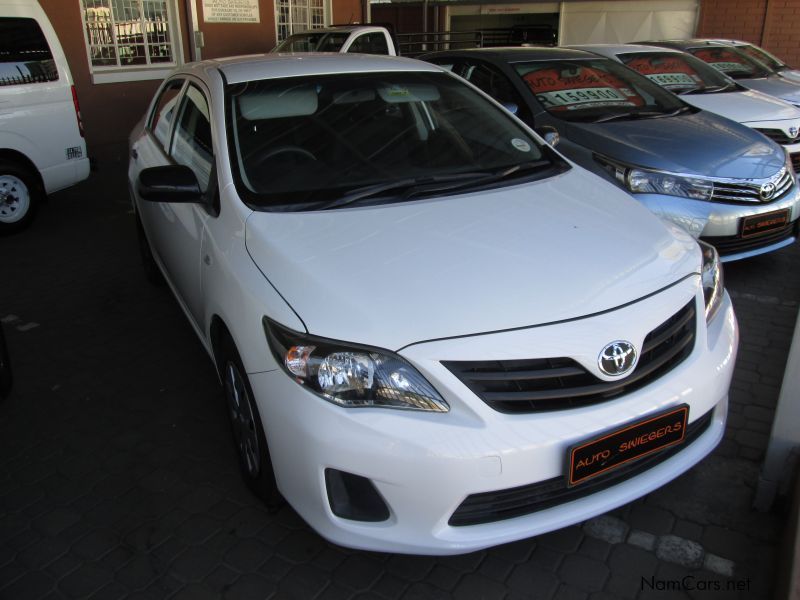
left=325, top=468, right=390, bottom=522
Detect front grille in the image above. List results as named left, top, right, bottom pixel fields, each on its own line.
left=704, top=220, right=797, bottom=256
left=710, top=167, right=795, bottom=203
left=449, top=409, right=714, bottom=526
left=443, top=301, right=696, bottom=414
left=791, top=153, right=800, bottom=173
left=756, top=128, right=798, bottom=145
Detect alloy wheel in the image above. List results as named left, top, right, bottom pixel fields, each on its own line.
left=224, top=361, right=261, bottom=477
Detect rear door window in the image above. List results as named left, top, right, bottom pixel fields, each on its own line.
left=456, top=60, right=533, bottom=124
left=348, top=33, right=389, bottom=55
left=171, top=84, right=214, bottom=193
left=149, top=79, right=184, bottom=151
left=0, top=17, right=57, bottom=86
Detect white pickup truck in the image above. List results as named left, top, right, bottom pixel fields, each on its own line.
left=272, top=25, right=398, bottom=56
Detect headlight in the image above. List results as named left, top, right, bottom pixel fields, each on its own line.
left=264, top=318, right=449, bottom=412
left=625, top=168, right=714, bottom=200
left=699, top=240, right=724, bottom=323
left=598, top=157, right=714, bottom=200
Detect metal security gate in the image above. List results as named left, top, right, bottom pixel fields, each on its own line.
left=559, top=0, right=699, bottom=45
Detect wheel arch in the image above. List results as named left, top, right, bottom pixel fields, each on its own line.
left=209, top=314, right=232, bottom=381
left=0, top=149, right=45, bottom=193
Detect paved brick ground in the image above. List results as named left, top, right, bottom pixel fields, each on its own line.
left=0, top=165, right=794, bottom=600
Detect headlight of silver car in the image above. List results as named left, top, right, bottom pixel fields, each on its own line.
left=598, top=157, right=715, bottom=201
left=625, top=168, right=714, bottom=200
left=699, top=240, right=724, bottom=323
left=264, top=318, right=449, bottom=412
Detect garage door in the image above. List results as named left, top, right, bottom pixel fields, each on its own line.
left=559, top=0, right=698, bottom=45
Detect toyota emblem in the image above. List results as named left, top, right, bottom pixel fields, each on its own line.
left=790, top=126, right=799, bottom=139
left=760, top=181, right=777, bottom=201
left=598, top=341, right=638, bottom=377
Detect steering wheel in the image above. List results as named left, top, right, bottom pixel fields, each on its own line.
left=260, top=145, right=317, bottom=162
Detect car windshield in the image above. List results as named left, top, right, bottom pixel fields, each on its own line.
left=512, top=57, right=685, bottom=122
left=617, top=51, right=734, bottom=94
left=273, top=32, right=349, bottom=53
left=227, top=71, right=558, bottom=209
left=735, top=43, right=787, bottom=71
left=687, top=46, right=772, bottom=79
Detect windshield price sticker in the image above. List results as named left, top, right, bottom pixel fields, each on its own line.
left=536, top=87, right=633, bottom=108
left=709, top=61, right=749, bottom=73
left=645, top=73, right=696, bottom=88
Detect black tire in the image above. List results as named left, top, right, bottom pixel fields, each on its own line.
left=135, top=211, right=165, bottom=286
left=0, top=324, right=12, bottom=400
left=219, top=335, right=283, bottom=509
left=0, top=161, right=41, bottom=235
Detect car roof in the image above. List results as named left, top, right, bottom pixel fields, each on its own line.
left=285, top=25, right=384, bottom=34
left=570, top=43, right=684, bottom=56
left=177, top=53, right=441, bottom=85
left=422, top=46, right=599, bottom=63
left=638, top=39, right=730, bottom=50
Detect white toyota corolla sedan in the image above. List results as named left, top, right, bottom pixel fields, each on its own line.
left=128, top=54, right=738, bottom=555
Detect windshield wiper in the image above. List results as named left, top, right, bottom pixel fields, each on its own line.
left=592, top=110, right=669, bottom=123
left=594, top=106, right=693, bottom=122
left=682, top=84, right=736, bottom=94
left=317, top=162, right=551, bottom=210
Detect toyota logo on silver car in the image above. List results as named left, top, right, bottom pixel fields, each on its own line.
left=598, top=341, right=638, bottom=376
left=790, top=126, right=799, bottom=139
left=760, top=181, right=777, bottom=201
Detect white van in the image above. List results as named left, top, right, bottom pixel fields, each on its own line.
left=0, top=0, right=89, bottom=233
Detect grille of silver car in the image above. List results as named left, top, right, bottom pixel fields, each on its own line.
left=792, top=153, right=800, bottom=173
left=442, top=301, right=696, bottom=414
left=756, top=128, right=798, bottom=145
left=709, top=167, right=795, bottom=203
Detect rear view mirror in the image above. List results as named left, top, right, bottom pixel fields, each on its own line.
left=137, top=165, right=202, bottom=204
left=535, top=126, right=560, bottom=147
left=501, top=102, right=519, bottom=115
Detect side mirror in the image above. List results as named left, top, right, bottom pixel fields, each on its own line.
left=501, top=102, right=519, bottom=115
left=535, top=126, right=560, bottom=147
left=137, top=165, right=202, bottom=204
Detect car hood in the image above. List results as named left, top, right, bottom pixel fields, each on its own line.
left=741, top=76, right=800, bottom=106
left=777, top=69, right=800, bottom=85
left=245, top=169, right=699, bottom=350
left=681, top=89, right=800, bottom=125
left=564, top=112, right=784, bottom=179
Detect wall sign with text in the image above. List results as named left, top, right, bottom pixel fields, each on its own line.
left=202, top=0, right=260, bottom=23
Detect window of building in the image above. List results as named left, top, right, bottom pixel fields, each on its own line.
left=0, top=18, right=58, bottom=86
left=80, top=0, right=182, bottom=84
left=276, top=0, right=328, bottom=42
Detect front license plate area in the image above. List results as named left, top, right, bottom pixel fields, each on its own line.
left=741, top=209, right=790, bottom=238
left=567, top=405, right=689, bottom=487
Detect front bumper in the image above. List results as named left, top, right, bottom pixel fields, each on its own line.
left=634, top=183, right=800, bottom=261
left=250, top=280, right=737, bottom=554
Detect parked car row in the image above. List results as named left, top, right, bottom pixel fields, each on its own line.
left=420, top=44, right=800, bottom=262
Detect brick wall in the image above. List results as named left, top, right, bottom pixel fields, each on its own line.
left=696, top=0, right=800, bottom=68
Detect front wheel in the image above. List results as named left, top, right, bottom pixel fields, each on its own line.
left=0, top=163, right=41, bottom=235
left=220, top=337, right=282, bottom=509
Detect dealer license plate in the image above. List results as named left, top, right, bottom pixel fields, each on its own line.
left=741, top=209, right=790, bottom=238
left=566, top=405, right=689, bottom=487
